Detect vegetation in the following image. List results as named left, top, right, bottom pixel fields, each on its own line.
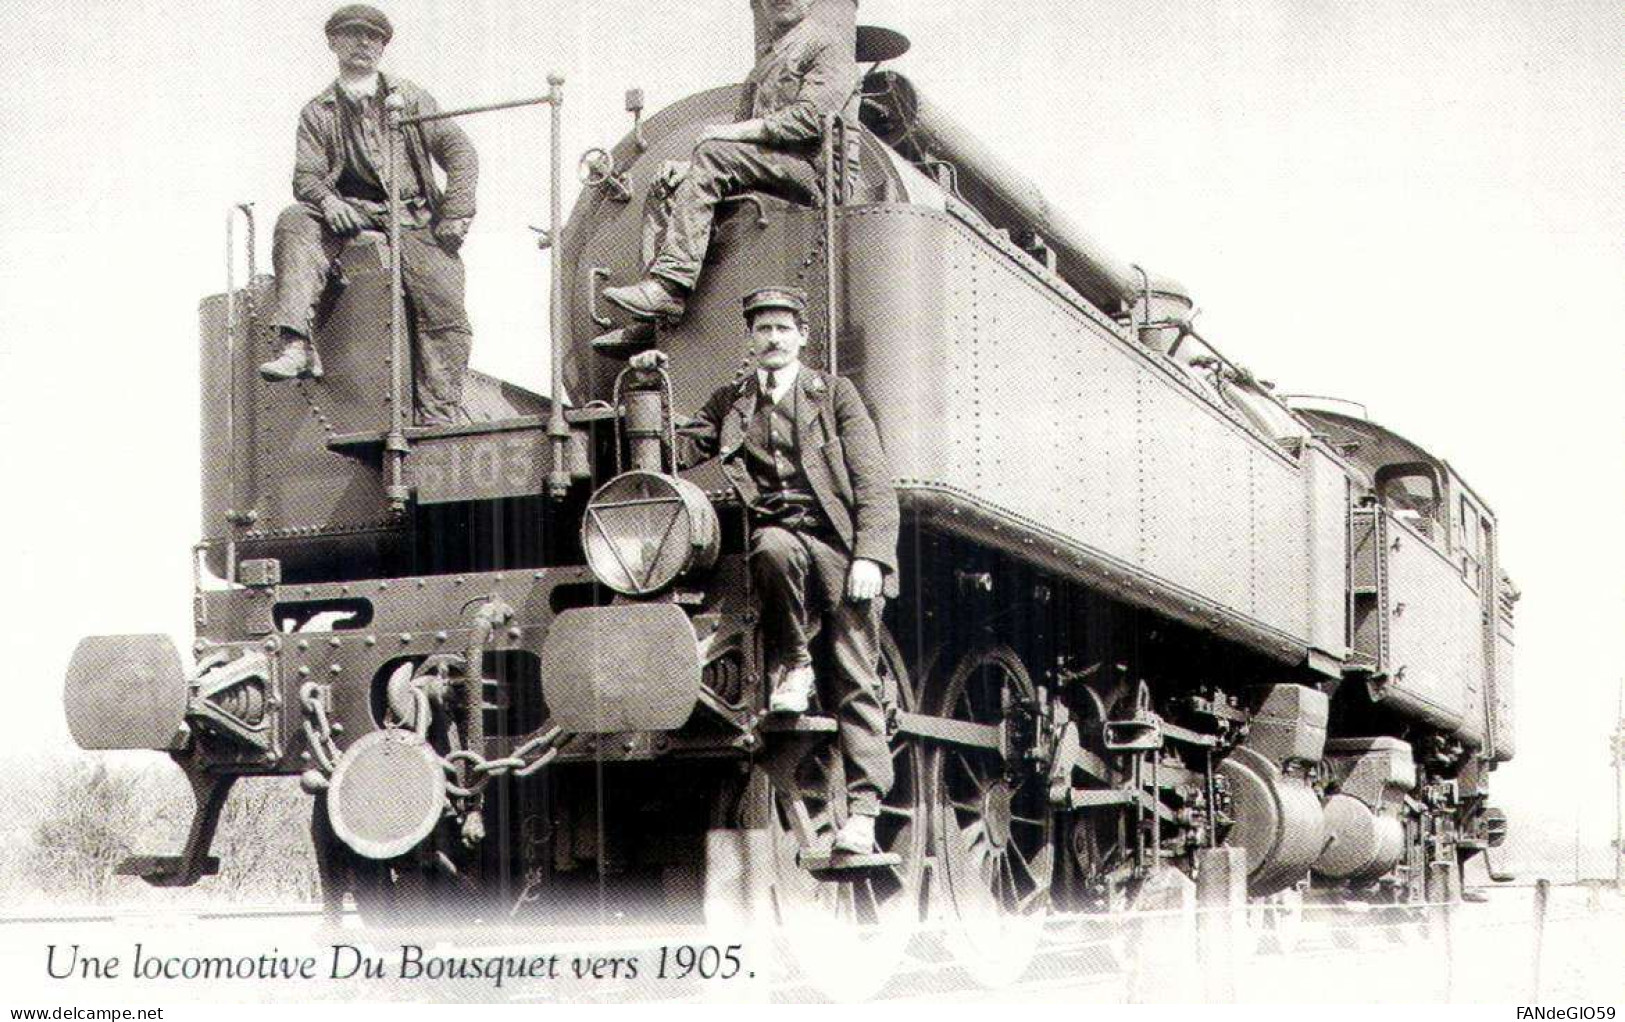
left=4, top=754, right=320, bottom=910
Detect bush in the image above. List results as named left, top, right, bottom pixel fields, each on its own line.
left=17, top=755, right=320, bottom=908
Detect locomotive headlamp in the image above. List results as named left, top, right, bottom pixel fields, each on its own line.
left=582, top=471, right=719, bottom=596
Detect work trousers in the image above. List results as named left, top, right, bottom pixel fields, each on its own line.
left=643, top=140, right=821, bottom=291
left=268, top=202, right=472, bottom=426
left=750, top=524, right=892, bottom=818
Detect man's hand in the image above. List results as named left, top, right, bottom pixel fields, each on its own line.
left=846, top=558, right=884, bottom=602
left=656, top=159, right=691, bottom=193
left=433, top=217, right=471, bottom=253
left=627, top=350, right=669, bottom=372
left=320, top=195, right=362, bottom=236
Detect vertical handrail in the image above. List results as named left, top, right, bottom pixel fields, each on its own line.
left=546, top=74, right=571, bottom=499
left=384, top=93, right=411, bottom=514
left=821, top=113, right=843, bottom=375
left=386, top=85, right=570, bottom=507
left=224, top=202, right=258, bottom=582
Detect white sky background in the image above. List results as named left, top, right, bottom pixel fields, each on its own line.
left=0, top=0, right=1621, bottom=878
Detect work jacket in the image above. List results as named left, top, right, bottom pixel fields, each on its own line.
left=682, top=366, right=900, bottom=596
left=292, top=74, right=478, bottom=223
left=740, top=9, right=862, bottom=156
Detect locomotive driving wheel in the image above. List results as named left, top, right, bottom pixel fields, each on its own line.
left=927, top=643, right=1055, bottom=988
left=761, top=627, right=927, bottom=1001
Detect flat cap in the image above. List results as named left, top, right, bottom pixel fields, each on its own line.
left=326, top=4, right=393, bottom=43
left=741, top=286, right=808, bottom=321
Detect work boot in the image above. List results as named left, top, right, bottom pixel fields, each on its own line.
left=768, top=664, right=816, bottom=715
left=258, top=336, right=322, bottom=381
left=602, top=277, right=687, bottom=323
left=833, top=813, right=878, bottom=855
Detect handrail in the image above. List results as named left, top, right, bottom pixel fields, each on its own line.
left=384, top=97, right=411, bottom=513
left=821, top=112, right=848, bottom=375
left=380, top=81, right=571, bottom=514
left=1179, top=323, right=1307, bottom=429
left=544, top=76, right=570, bottom=499
left=223, top=202, right=258, bottom=582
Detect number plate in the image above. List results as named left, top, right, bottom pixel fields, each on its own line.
left=411, top=433, right=545, bottom=504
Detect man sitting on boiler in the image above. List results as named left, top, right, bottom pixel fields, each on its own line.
left=602, top=0, right=859, bottom=323
left=630, top=287, right=898, bottom=854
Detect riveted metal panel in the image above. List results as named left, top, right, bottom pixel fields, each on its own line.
left=1139, top=362, right=1254, bottom=613
left=1073, top=328, right=1140, bottom=556
left=1249, top=446, right=1310, bottom=634
left=1304, top=445, right=1352, bottom=657
left=1492, top=625, right=1516, bottom=760
left=1381, top=521, right=1487, bottom=746
left=843, top=206, right=954, bottom=483
left=842, top=205, right=1324, bottom=658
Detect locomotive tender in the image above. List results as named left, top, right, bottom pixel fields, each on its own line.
left=64, top=0, right=1514, bottom=984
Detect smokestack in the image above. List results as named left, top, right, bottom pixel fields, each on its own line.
left=752, top=0, right=857, bottom=56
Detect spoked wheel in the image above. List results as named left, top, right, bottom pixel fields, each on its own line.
left=763, top=628, right=927, bottom=1001
left=927, top=644, right=1055, bottom=988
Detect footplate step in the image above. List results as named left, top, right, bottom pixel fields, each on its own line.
left=117, top=855, right=222, bottom=887
left=762, top=715, right=838, bottom=734
left=797, top=850, right=902, bottom=877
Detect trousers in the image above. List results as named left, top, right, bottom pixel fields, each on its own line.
left=750, top=524, right=892, bottom=818
left=268, top=202, right=472, bottom=425
left=643, top=140, right=820, bottom=291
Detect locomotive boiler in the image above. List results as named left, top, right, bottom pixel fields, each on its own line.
left=63, top=1, right=1515, bottom=990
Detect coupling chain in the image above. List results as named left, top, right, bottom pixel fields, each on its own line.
left=300, top=675, right=564, bottom=796
left=299, top=681, right=343, bottom=775
left=438, top=724, right=565, bottom=798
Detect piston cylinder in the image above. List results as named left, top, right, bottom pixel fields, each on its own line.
left=1313, top=737, right=1416, bottom=886
left=1216, top=684, right=1330, bottom=896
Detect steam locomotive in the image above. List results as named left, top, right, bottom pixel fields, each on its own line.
left=63, top=2, right=1514, bottom=991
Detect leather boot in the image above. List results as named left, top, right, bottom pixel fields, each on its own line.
left=833, top=813, right=878, bottom=855
left=768, top=664, right=817, bottom=715
left=603, top=277, right=687, bottom=322
left=258, top=337, right=312, bottom=381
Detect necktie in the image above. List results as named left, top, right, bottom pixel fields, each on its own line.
left=764, top=370, right=778, bottom=404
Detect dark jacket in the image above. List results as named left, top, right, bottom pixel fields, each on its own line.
left=293, top=74, right=478, bottom=222
left=739, top=8, right=862, bottom=153
left=682, top=367, right=900, bottom=596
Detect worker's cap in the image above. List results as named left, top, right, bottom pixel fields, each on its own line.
left=741, top=286, right=809, bottom=322
left=326, top=4, right=393, bottom=43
